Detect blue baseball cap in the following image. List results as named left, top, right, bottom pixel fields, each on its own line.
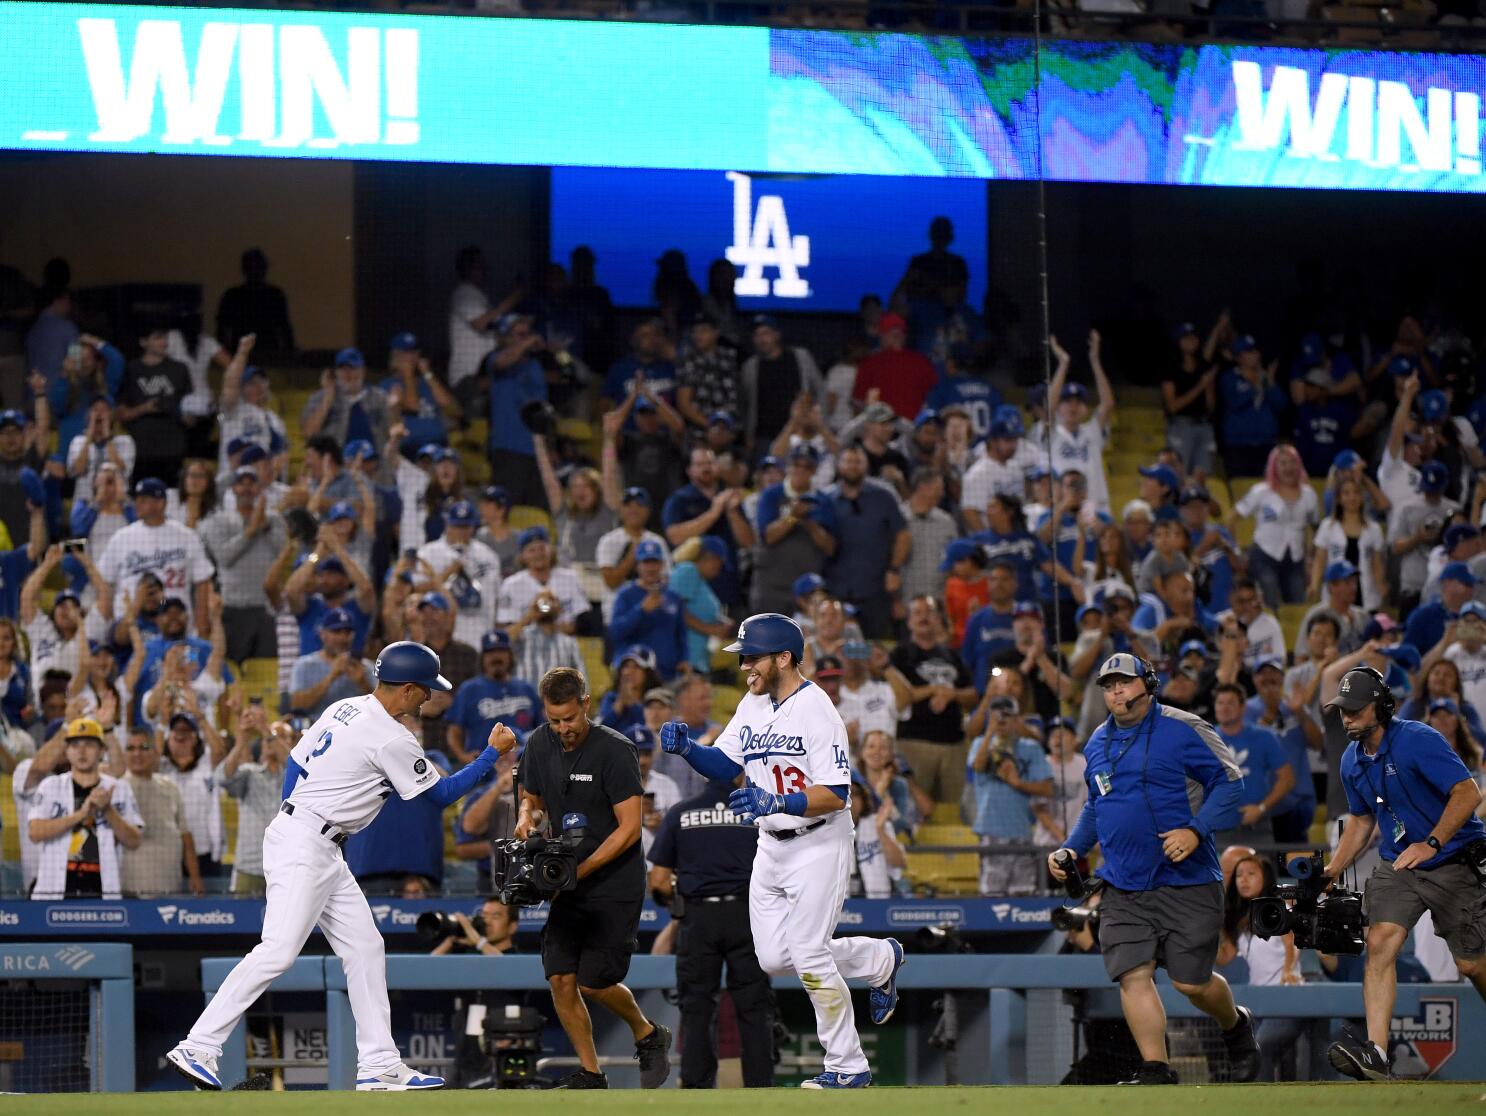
left=1388, top=354, right=1417, bottom=377
left=1097, top=653, right=1148, bottom=682
left=319, top=607, right=356, bottom=631
left=751, top=313, right=779, bottom=331
left=621, top=486, right=651, bottom=506
left=325, top=500, right=358, bottom=524
left=757, top=455, right=783, bottom=473
left=226, top=436, right=253, bottom=457
left=989, top=417, right=1023, bottom=439
left=627, top=725, right=658, bottom=752
left=1254, top=653, right=1286, bottom=675
left=390, top=331, right=419, bottom=352
left=1046, top=715, right=1077, bottom=734
left=53, top=590, right=81, bottom=610
left=241, top=364, right=267, bottom=383
left=698, top=536, right=728, bottom=560
left=1231, top=334, right=1257, bottom=355
left=635, top=539, right=665, bottom=562
left=793, top=572, right=826, bottom=598
left=1417, top=389, right=1449, bottom=423
left=1429, top=697, right=1461, bottom=716
left=1178, top=484, right=1211, bottom=506
left=517, top=526, right=550, bottom=549
left=1076, top=602, right=1104, bottom=624
left=481, top=630, right=512, bottom=652
left=611, top=644, right=657, bottom=673
left=707, top=410, right=737, bottom=430
left=1152, top=505, right=1182, bottom=524
left=316, top=556, right=346, bottom=576
left=788, top=443, right=820, bottom=465
left=914, top=408, right=942, bottom=429
left=939, top=538, right=982, bottom=572
left=1332, top=448, right=1362, bottom=471
left=432, top=447, right=458, bottom=464
left=1179, top=639, right=1213, bottom=661
left=238, top=444, right=268, bottom=466
left=1299, top=332, right=1323, bottom=363
left=1383, top=644, right=1422, bottom=671
left=1445, top=523, right=1480, bottom=552
left=1419, top=461, right=1449, bottom=492
left=334, top=347, right=365, bottom=368
left=1324, top=559, right=1359, bottom=583
left=445, top=499, right=478, bottom=526
left=417, top=591, right=451, bottom=612
left=1176, top=322, right=1199, bottom=339
left=345, top=438, right=377, bottom=462
left=1138, top=463, right=1181, bottom=492
left=1013, top=600, right=1043, bottom=619
left=0, top=409, right=27, bottom=430
left=1060, top=382, right=1089, bottom=402
left=1026, top=463, right=1052, bottom=482
left=633, top=395, right=656, bottom=413
left=481, top=485, right=511, bottom=508
left=133, top=477, right=167, bottom=499
left=1460, top=600, right=1486, bottom=621
left=415, top=442, right=441, bottom=460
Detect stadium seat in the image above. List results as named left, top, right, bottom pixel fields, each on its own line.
left=508, top=505, right=555, bottom=535
left=238, top=658, right=281, bottom=709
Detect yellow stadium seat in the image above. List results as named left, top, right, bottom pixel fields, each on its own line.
left=239, top=658, right=281, bottom=708
left=577, top=637, right=612, bottom=695
left=509, top=506, right=555, bottom=535
left=0, top=774, right=17, bottom=862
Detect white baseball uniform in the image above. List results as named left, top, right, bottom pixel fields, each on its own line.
left=713, top=680, right=896, bottom=1076
left=96, top=518, right=215, bottom=620
left=182, top=694, right=441, bottom=1075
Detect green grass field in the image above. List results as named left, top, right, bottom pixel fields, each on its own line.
left=6, top=1085, right=1486, bottom=1114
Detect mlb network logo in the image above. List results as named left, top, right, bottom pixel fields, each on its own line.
left=1390, top=997, right=1458, bottom=1077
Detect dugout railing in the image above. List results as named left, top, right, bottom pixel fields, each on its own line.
left=0, top=943, right=134, bottom=1092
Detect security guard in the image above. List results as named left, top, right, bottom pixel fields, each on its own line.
left=1048, top=653, right=1260, bottom=1085
left=1321, top=665, right=1486, bottom=1082
left=647, top=779, right=774, bottom=1089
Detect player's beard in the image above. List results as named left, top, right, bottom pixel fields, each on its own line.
left=746, top=657, right=779, bottom=700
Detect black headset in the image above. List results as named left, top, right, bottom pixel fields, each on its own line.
left=1342, top=664, right=1396, bottom=724
left=1133, top=655, right=1161, bottom=696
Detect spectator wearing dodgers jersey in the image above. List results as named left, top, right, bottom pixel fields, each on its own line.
left=497, top=526, right=590, bottom=640
left=97, top=477, right=214, bottom=638
left=416, top=499, right=502, bottom=649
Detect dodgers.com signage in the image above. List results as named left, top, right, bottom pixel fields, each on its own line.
left=2, top=4, right=1486, bottom=191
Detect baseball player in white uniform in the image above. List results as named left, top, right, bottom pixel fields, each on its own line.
left=167, top=641, right=517, bottom=1092
left=660, top=613, right=904, bottom=1089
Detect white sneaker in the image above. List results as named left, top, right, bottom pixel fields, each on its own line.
left=355, top=1063, right=446, bottom=1091
left=166, top=1044, right=223, bottom=1091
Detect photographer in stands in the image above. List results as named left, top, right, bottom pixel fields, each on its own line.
left=1048, top=654, right=1259, bottom=1085
left=1320, top=665, right=1486, bottom=1081
left=429, top=898, right=519, bottom=957
left=515, top=667, right=672, bottom=1089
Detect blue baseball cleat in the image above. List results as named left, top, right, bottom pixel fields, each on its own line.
left=869, top=937, right=906, bottom=1025
left=166, top=1044, right=222, bottom=1091
left=801, top=1070, right=873, bottom=1089
left=355, top=1063, right=446, bottom=1091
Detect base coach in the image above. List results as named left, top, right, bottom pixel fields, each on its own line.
left=1321, top=665, right=1486, bottom=1082
left=1049, top=654, right=1261, bottom=1085
left=515, top=667, right=673, bottom=1089
left=648, top=778, right=775, bottom=1089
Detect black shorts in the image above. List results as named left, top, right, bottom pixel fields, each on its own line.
left=1097, top=882, right=1224, bottom=985
left=540, top=892, right=643, bottom=989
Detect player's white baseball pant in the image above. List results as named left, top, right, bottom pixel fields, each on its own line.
left=184, top=813, right=401, bottom=1074
left=750, top=822, right=895, bottom=1075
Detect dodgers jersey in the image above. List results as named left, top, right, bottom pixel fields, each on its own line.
left=287, top=695, right=440, bottom=833
left=714, top=680, right=853, bottom=834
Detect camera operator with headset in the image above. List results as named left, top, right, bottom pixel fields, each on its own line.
left=1048, top=653, right=1261, bottom=1085
left=1319, top=664, right=1486, bottom=1082
left=514, top=666, right=673, bottom=1090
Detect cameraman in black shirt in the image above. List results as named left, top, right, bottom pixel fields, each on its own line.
left=515, top=667, right=673, bottom=1090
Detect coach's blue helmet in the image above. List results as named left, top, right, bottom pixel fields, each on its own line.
left=375, top=641, right=452, bottom=691
left=724, top=613, right=805, bottom=662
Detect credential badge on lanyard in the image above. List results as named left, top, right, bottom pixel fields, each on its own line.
left=1095, top=771, right=1113, bottom=797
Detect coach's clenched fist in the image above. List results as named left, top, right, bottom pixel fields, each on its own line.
left=488, top=723, right=519, bottom=756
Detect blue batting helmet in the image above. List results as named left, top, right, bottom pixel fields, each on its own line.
left=724, top=613, right=805, bottom=662
left=375, top=641, right=452, bottom=691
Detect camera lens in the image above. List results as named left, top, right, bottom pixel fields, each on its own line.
left=537, top=859, right=567, bottom=887
left=1248, top=897, right=1292, bottom=939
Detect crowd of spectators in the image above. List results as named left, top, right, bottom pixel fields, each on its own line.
left=1, top=222, right=1485, bottom=915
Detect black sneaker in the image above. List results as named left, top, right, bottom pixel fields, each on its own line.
left=1328, top=1028, right=1392, bottom=1082
left=1222, top=1004, right=1262, bottom=1082
left=554, top=1069, right=609, bottom=1089
left=635, top=1022, right=673, bottom=1088
left=1118, top=1061, right=1180, bottom=1085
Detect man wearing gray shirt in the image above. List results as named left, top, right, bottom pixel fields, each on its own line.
left=287, top=609, right=375, bottom=720
left=216, top=705, right=289, bottom=896
left=900, top=467, right=957, bottom=605
left=200, top=465, right=286, bottom=663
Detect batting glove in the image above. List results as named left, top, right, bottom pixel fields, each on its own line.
left=659, top=719, right=692, bottom=756
left=729, top=784, right=785, bottom=824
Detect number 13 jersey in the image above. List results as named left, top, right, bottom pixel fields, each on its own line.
left=287, top=695, right=439, bottom=833
left=714, top=680, right=854, bottom=835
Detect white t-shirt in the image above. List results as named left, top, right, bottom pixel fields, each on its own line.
left=1217, top=608, right=1286, bottom=667
left=1377, top=448, right=1419, bottom=538
left=97, top=519, right=216, bottom=621
left=216, top=398, right=286, bottom=476
left=1235, top=482, right=1318, bottom=562
left=396, top=457, right=431, bottom=548
left=714, top=680, right=854, bottom=836
left=165, top=329, right=222, bottom=400
left=448, top=281, right=494, bottom=386
left=162, top=759, right=225, bottom=862
left=29, top=772, right=144, bottom=900
left=496, top=567, right=589, bottom=627
left=417, top=537, right=502, bottom=647
left=853, top=818, right=897, bottom=898
left=640, top=768, right=682, bottom=859
left=1312, top=517, right=1386, bottom=610
left=287, top=694, right=441, bottom=832
left=12, top=758, right=45, bottom=892
left=823, top=362, right=858, bottom=432
left=835, top=679, right=899, bottom=741
left=1237, top=930, right=1291, bottom=986
left=962, top=440, right=1045, bottom=516
left=1033, top=752, right=1088, bottom=848
left=1445, top=642, right=1486, bottom=714
left=24, top=614, right=82, bottom=702
left=1050, top=418, right=1109, bottom=513
left=593, top=528, right=671, bottom=622
left=67, top=435, right=137, bottom=506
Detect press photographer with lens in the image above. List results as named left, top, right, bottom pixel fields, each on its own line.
left=1318, top=665, right=1486, bottom=1082
left=512, top=667, right=673, bottom=1090
left=1047, top=654, right=1261, bottom=1085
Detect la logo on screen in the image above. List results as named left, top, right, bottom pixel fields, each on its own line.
left=725, top=173, right=811, bottom=300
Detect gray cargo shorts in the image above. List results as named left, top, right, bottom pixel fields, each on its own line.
left=1097, top=881, right=1224, bottom=984
left=1366, top=860, right=1486, bottom=958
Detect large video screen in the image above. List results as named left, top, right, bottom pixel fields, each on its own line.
left=3, top=1, right=1485, bottom=192
left=550, top=168, right=987, bottom=311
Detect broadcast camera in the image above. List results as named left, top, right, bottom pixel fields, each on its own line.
left=1249, top=853, right=1365, bottom=954
left=491, top=812, right=587, bottom=907
left=1049, top=849, right=1101, bottom=933
left=478, top=1004, right=547, bottom=1089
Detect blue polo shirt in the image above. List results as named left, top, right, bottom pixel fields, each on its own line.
left=345, top=751, right=453, bottom=883
left=1218, top=722, right=1288, bottom=808
left=1244, top=699, right=1315, bottom=817
left=967, top=735, right=1052, bottom=839
left=1192, top=525, right=1237, bottom=613
left=1220, top=370, right=1287, bottom=447
left=661, top=483, right=740, bottom=607
left=380, top=375, right=448, bottom=454
left=0, top=545, right=33, bottom=619
left=603, top=357, right=677, bottom=406
left=1034, top=509, right=1106, bottom=604
left=755, top=483, right=839, bottom=536
left=609, top=582, right=689, bottom=677
left=296, top=596, right=372, bottom=656
left=0, top=659, right=30, bottom=724
left=1067, top=701, right=1242, bottom=890
left=970, top=528, right=1048, bottom=602
left=961, top=604, right=1016, bottom=693
left=826, top=480, right=905, bottom=601
left=487, top=355, right=547, bottom=456
left=448, top=676, right=543, bottom=749
left=1340, top=717, right=1486, bottom=868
